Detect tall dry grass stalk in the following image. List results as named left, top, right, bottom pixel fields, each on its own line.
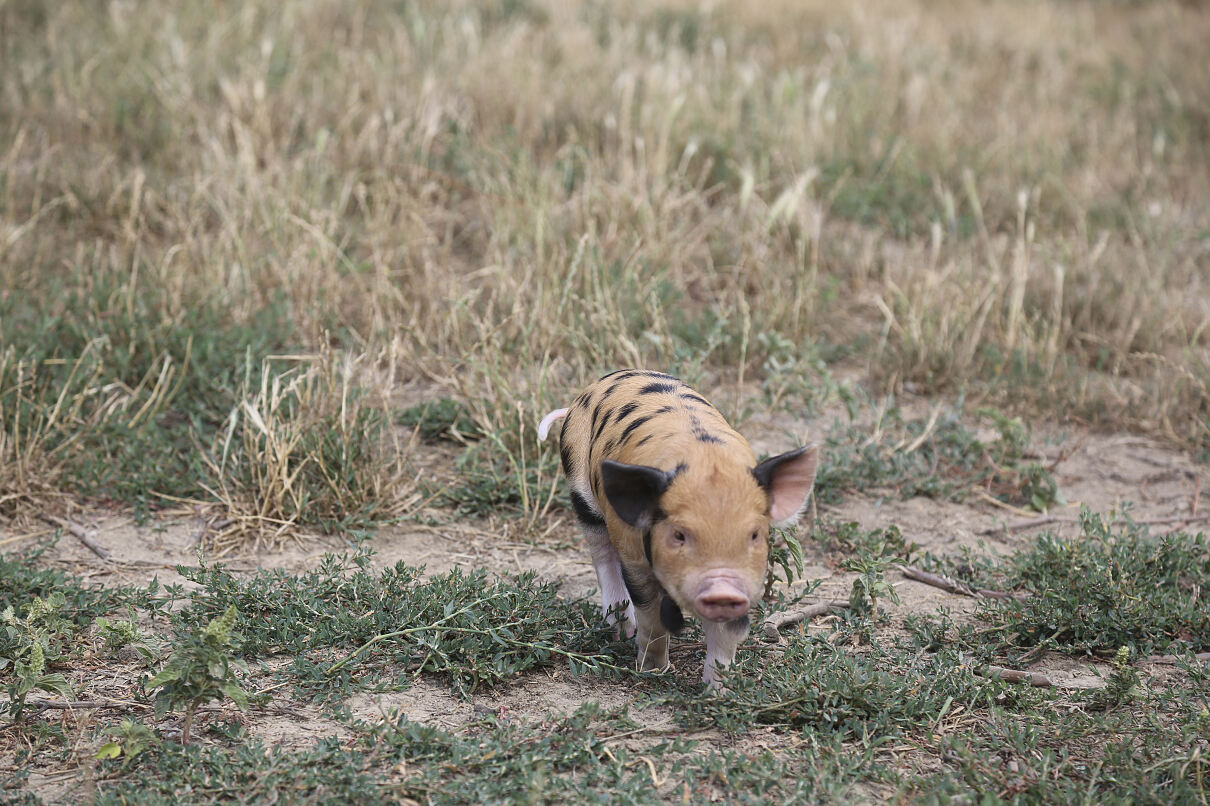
left=1, top=0, right=1208, bottom=535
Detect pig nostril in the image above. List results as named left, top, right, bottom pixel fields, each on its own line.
left=696, top=578, right=751, bottom=621
left=697, top=592, right=749, bottom=619
left=701, top=593, right=747, bottom=607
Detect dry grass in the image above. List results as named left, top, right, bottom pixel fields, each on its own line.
left=1, top=0, right=1208, bottom=531
left=0, top=343, right=174, bottom=524
left=201, top=348, right=421, bottom=552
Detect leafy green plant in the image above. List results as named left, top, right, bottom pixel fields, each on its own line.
left=811, top=521, right=915, bottom=564
left=93, top=698, right=881, bottom=805
left=758, top=330, right=845, bottom=414
left=991, top=510, right=1210, bottom=657
left=659, top=632, right=1008, bottom=737
left=95, top=718, right=160, bottom=764
left=914, top=510, right=1210, bottom=660
left=844, top=542, right=902, bottom=623
left=95, top=610, right=156, bottom=664
left=1085, top=646, right=1140, bottom=711
left=1016, top=461, right=1065, bottom=513
left=765, top=526, right=807, bottom=599
left=0, top=542, right=127, bottom=625
left=814, top=404, right=1063, bottom=512
left=976, top=407, right=1030, bottom=460
left=396, top=398, right=481, bottom=442
left=146, top=605, right=249, bottom=743
left=0, top=593, right=74, bottom=720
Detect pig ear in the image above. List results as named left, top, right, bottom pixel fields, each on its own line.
left=601, top=459, right=677, bottom=528
left=752, top=444, right=820, bottom=526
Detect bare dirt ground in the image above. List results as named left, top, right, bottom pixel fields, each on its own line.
left=7, top=396, right=1206, bottom=801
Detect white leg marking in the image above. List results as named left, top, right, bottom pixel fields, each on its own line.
left=701, top=619, right=750, bottom=689
left=581, top=524, right=635, bottom=638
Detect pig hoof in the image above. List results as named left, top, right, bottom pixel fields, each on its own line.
left=638, top=656, right=671, bottom=673
left=636, top=648, right=670, bottom=672
left=636, top=637, right=670, bottom=672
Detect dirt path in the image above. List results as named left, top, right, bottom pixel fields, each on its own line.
left=5, top=411, right=1207, bottom=803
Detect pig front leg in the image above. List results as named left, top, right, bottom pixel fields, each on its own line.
left=581, top=524, right=635, bottom=638
left=701, top=616, right=751, bottom=689
left=618, top=564, right=672, bottom=672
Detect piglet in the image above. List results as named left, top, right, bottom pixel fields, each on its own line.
left=539, top=369, right=819, bottom=687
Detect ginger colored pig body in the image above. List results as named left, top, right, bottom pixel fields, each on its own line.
left=539, top=370, right=819, bottom=686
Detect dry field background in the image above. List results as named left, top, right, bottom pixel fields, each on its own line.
left=2, top=0, right=1210, bottom=803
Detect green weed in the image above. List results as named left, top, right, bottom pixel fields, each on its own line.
left=810, top=520, right=916, bottom=564
left=917, top=510, right=1210, bottom=659
left=146, top=605, right=249, bottom=744
left=0, top=592, right=74, bottom=720
left=991, top=513, right=1210, bottom=657
left=92, top=702, right=880, bottom=805
left=0, top=542, right=127, bottom=626
left=764, top=526, right=807, bottom=600
left=914, top=698, right=1210, bottom=805
left=396, top=398, right=481, bottom=442
left=170, top=551, right=631, bottom=699
left=844, top=541, right=903, bottom=625
left=815, top=404, right=1063, bottom=511
left=1084, top=646, right=1140, bottom=711
left=95, top=610, right=156, bottom=664
left=659, top=632, right=1012, bottom=738
left=94, top=718, right=161, bottom=764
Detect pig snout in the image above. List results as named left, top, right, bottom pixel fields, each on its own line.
left=694, top=573, right=750, bottom=622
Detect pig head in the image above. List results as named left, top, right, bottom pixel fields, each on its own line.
left=601, top=444, right=819, bottom=687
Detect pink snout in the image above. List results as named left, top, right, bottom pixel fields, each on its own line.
left=694, top=575, right=750, bottom=623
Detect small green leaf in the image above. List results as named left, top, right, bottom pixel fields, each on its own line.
left=95, top=742, right=123, bottom=760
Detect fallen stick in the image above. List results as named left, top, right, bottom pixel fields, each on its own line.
left=761, top=601, right=850, bottom=642
left=898, top=566, right=1029, bottom=602
left=982, top=514, right=1071, bottom=534
left=979, top=666, right=1053, bottom=687
left=899, top=565, right=975, bottom=596
left=23, top=698, right=145, bottom=711
left=37, top=514, right=112, bottom=561
left=974, top=588, right=1030, bottom=602
left=1144, top=652, right=1210, bottom=665
left=986, top=512, right=1210, bottom=535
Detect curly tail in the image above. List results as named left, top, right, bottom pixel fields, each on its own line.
left=537, top=408, right=569, bottom=442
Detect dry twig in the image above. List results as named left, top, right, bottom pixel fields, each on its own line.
left=985, top=512, right=1210, bottom=535
left=1144, top=652, right=1210, bottom=665
left=760, top=601, right=850, bottom=642
left=979, top=666, right=1053, bottom=687
left=898, top=565, right=1027, bottom=602
left=37, top=514, right=112, bottom=561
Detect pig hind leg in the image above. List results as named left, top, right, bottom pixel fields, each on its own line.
left=581, top=525, right=636, bottom=638
left=632, top=602, right=670, bottom=672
